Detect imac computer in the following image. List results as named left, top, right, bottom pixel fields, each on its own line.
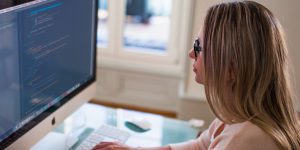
left=0, top=0, right=97, bottom=149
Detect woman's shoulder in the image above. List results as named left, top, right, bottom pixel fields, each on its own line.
left=208, top=118, right=268, bottom=138
left=211, top=120, right=279, bottom=150
left=226, top=120, right=266, bottom=137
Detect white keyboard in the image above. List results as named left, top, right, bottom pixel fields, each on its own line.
left=75, top=125, right=131, bottom=150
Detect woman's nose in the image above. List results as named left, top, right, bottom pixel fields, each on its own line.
left=189, top=49, right=195, bottom=59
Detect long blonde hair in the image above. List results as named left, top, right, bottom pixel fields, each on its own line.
left=202, top=1, right=300, bottom=149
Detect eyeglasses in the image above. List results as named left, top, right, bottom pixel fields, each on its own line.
left=193, top=38, right=202, bottom=58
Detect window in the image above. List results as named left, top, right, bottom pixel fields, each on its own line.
left=98, top=0, right=108, bottom=48
left=123, top=0, right=172, bottom=54
left=97, top=0, right=193, bottom=75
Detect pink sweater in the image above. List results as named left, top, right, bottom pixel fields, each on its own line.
left=170, top=118, right=279, bottom=150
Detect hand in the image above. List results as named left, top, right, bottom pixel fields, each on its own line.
left=92, top=142, right=136, bottom=150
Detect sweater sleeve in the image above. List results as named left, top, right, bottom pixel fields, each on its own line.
left=169, top=118, right=221, bottom=150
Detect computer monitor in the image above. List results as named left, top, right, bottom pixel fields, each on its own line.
left=0, top=0, right=97, bottom=149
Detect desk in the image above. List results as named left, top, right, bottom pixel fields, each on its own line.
left=31, top=103, right=200, bottom=149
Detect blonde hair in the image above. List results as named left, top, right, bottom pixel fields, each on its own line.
left=202, top=1, right=300, bottom=149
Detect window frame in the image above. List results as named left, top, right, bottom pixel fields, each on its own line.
left=97, top=0, right=194, bottom=77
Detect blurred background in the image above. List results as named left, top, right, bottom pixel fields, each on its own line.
left=95, top=0, right=300, bottom=127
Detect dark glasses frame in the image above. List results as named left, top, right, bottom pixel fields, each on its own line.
left=193, top=38, right=202, bottom=58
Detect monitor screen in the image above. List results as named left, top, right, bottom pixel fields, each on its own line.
left=0, top=0, right=97, bottom=148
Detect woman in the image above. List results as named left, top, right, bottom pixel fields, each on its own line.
left=93, top=1, right=300, bottom=149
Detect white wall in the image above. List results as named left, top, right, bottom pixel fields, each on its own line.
left=95, top=0, right=300, bottom=124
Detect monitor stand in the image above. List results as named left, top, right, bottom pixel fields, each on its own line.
left=31, top=109, right=88, bottom=150
left=31, top=132, right=67, bottom=150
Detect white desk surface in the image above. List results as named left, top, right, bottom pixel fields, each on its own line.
left=32, top=103, right=200, bottom=149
